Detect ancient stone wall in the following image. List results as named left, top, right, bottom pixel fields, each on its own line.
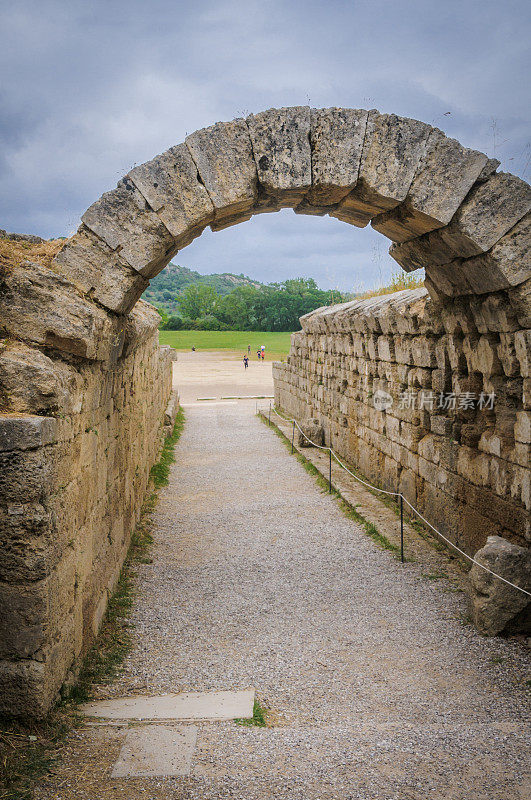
left=274, top=288, right=530, bottom=555
left=0, top=275, right=175, bottom=717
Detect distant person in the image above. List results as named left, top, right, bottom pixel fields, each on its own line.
left=247, top=344, right=251, bottom=355
left=261, top=345, right=265, bottom=360
left=243, top=355, right=249, bottom=369
left=257, top=349, right=261, bottom=361
left=191, top=345, right=196, bottom=351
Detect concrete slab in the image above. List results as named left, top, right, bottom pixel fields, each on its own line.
left=82, top=689, right=255, bottom=721
left=111, top=725, right=197, bottom=777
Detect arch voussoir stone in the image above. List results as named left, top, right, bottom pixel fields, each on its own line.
left=330, top=111, right=434, bottom=227
left=127, top=142, right=215, bottom=248
left=81, top=177, right=177, bottom=277
left=295, top=107, right=368, bottom=216
left=371, top=131, right=489, bottom=242
left=246, top=106, right=312, bottom=211
left=426, top=213, right=531, bottom=298
left=390, top=172, right=531, bottom=272
left=186, top=118, right=258, bottom=230
left=53, top=225, right=149, bottom=314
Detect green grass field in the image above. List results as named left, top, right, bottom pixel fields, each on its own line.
left=158, top=330, right=293, bottom=359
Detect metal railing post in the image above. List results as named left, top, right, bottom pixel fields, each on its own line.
left=268, top=401, right=271, bottom=426
left=400, top=494, right=404, bottom=563
left=329, top=449, right=332, bottom=493
left=291, top=421, right=295, bottom=453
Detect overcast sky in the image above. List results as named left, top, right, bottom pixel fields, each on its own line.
left=1, top=0, right=529, bottom=291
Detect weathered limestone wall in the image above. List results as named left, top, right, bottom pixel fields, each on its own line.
left=0, top=286, right=174, bottom=717
left=274, top=288, right=530, bottom=555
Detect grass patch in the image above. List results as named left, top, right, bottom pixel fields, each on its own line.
left=0, top=412, right=185, bottom=799
left=0, top=236, right=65, bottom=277
left=258, top=412, right=401, bottom=557
left=158, top=330, right=292, bottom=361
left=234, top=698, right=268, bottom=727
left=0, top=714, right=73, bottom=800
left=421, top=571, right=449, bottom=581
left=339, top=500, right=401, bottom=556
left=150, top=408, right=185, bottom=488
left=357, top=270, right=424, bottom=300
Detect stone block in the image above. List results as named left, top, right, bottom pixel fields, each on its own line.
left=431, top=415, right=453, bottom=436
left=0, top=659, right=48, bottom=718
left=0, top=415, right=58, bottom=452
left=298, top=107, right=368, bottom=212
left=122, top=300, right=161, bottom=358
left=128, top=143, right=214, bottom=245
left=53, top=227, right=149, bottom=314
left=497, top=333, right=520, bottom=377
left=508, top=278, right=531, bottom=329
left=468, top=535, right=530, bottom=635
left=297, top=418, right=325, bottom=447
left=81, top=178, right=176, bottom=277
left=0, top=582, right=47, bottom=658
left=456, top=446, right=490, bottom=486
left=462, top=335, right=503, bottom=377
left=457, top=212, right=531, bottom=294
left=410, top=336, right=437, bottom=368
left=514, top=411, right=531, bottom=444
left=399, top=467, right=417, bottom=506
left=0, top=343, right=82, bottom=415
left=247, top=107, right=311, bottom=207
left=0, top=262, right=124, bottom=361
left=376, top=336, right=394, bottom=362
left=514, top=329, right=531, bottom=377
left=186, top=119, right=257, bottom=224
left=469, top=293, right=520, bottom=333
left=332, top=112, right=433, bottom=227
left=372, top=131, right=487, bottom=242
left=390, top=173, right=531, bottom=271
left=426, top=261, right=478, bottom=298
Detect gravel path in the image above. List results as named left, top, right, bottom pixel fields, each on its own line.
left=39, top=402, right=530, bottom=799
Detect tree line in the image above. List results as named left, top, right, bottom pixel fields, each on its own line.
left=158, top=278, right=349, bottom=332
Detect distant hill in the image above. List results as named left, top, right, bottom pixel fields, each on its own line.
left=142, top=263, right=263, bottom=311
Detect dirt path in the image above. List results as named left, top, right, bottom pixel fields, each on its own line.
left=37, top=399, right=530, bottom=799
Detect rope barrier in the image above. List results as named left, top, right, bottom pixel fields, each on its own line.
left=261, top=404, right=531, bottom=598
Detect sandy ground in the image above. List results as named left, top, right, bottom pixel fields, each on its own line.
left=34, top=354, right=530, bottom=800
left=173, top=351, right=274, bottom=403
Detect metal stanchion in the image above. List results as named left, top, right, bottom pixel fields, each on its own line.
left=268, top=402, right=271, bottom=426
left=291, top=421, right=295, bottom=453
left=400, top=494, right=404, bottom=563
left=329, top=449, right=332, bottom=493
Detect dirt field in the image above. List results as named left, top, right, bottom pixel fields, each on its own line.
left=173, top=350, right=274, bottom=403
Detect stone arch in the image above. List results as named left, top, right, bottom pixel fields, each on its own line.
left=54, top=106, right=530, bottom=326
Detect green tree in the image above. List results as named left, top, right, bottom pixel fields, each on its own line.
left=177, top=284, right=219, bottom=320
